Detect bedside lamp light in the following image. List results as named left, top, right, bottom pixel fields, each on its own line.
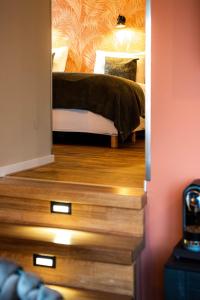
left=116, top=15, right=126, bottom=28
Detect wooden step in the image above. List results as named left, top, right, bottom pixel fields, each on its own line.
left=0, top=177, right=145, bottom=209
left=0, top=177, right=146, bottom=236
left=0, top=195, right=144, bottom=236
left=48, top=285, right=133, bottom=300
left=0, top=224, right=141, bottom=296
left=0, top=224, right=143, bottom=265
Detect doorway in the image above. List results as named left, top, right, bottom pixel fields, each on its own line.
left=50, top=0, right=150, bottom=189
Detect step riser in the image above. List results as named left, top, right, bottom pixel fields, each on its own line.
left=0, top=249, right=135, bottom=296
left=0, top=196, right=144, bottom=236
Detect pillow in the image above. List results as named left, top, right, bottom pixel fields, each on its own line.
left=94, top=50, right=145, bottom=83
left=104, top=57, right=138, bottom=81
left=52, top=46, right=68, bottom=72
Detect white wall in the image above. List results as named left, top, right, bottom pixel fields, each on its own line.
left=0, top=0, right=52, bottom=171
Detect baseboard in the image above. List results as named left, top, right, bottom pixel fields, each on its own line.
left=0, top=155, right=54, bottom=177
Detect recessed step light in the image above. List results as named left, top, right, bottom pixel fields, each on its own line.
left=50, top=201, right=72, bottom=214
left=33, top=254, right=56, bottom=268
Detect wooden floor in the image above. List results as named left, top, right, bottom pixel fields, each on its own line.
left=11, top=139, right=145, bottom=189
left=1, top=138, right=145, bottom=299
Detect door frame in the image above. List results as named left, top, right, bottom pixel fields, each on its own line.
left=145, top=0, right=151, bottom=181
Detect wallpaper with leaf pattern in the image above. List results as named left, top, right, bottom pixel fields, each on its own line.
left=52, top=0, right=145, bottom=72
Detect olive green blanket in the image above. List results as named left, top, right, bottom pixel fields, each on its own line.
left=53, top=72, right=145, bottom=141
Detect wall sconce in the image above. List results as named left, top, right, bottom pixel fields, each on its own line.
left=116, top=15, right=126, bottom=28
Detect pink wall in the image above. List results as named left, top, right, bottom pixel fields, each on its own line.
left=141, top=0, right=200, bottom=299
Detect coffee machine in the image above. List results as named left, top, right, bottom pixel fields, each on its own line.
left=183, top=179, right=200, bottom=252
left=165, top=180, right=200, bottom=300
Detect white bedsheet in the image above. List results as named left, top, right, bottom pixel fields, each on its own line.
left=53, top=109, right=145, bottom=136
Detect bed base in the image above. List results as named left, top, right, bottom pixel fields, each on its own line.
left=111, top=132, right=136, bottom=149
left=132, top=132, right=136, bottom=145
left=111, top=135, right=118, bottom=148
left=53, top=109, right=142, bottom=149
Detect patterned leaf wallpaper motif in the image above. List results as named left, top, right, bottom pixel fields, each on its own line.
left=52, top=0, right=145, bottom=72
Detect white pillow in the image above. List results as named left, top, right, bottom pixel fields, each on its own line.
left=137, top=82, right=145, bottom=94
left=94, top=50, right=145, bottom=83
left=52, top=46, right=68, bottom=72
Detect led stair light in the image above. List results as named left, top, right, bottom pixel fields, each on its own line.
left=33, top=254, right=56, bottom=268
left=50, top=201, right=72, bottom=214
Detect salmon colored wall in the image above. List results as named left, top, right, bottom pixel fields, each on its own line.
left=141, top=0, right=200, bottom=299
left=52, top=0, right=145, bottom=72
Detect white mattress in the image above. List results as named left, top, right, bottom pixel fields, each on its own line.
left=53, top=109, right=145, bottom=136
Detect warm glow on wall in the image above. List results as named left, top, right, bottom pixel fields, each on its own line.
left=52, top=28, right=69, bottom=48
left=115, top=28, right=135, bottom=46
left=101, top=28, right=145, bottom=53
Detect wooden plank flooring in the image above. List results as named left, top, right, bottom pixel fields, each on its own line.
left=11, top=139, right=145, bottom=189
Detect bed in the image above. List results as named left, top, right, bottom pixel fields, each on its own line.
left=52, top=50, right=145, bottom=148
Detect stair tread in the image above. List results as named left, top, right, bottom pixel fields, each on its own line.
left=0, top=177, right=145, bottom=209
left=48, top=285, right=133, bottom=300
left=0, top=224, right=144, bottom=264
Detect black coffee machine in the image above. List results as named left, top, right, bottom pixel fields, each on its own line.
left=183, top=179, right=200, bottom=252
left=165, top=180, right=200, bottom=300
